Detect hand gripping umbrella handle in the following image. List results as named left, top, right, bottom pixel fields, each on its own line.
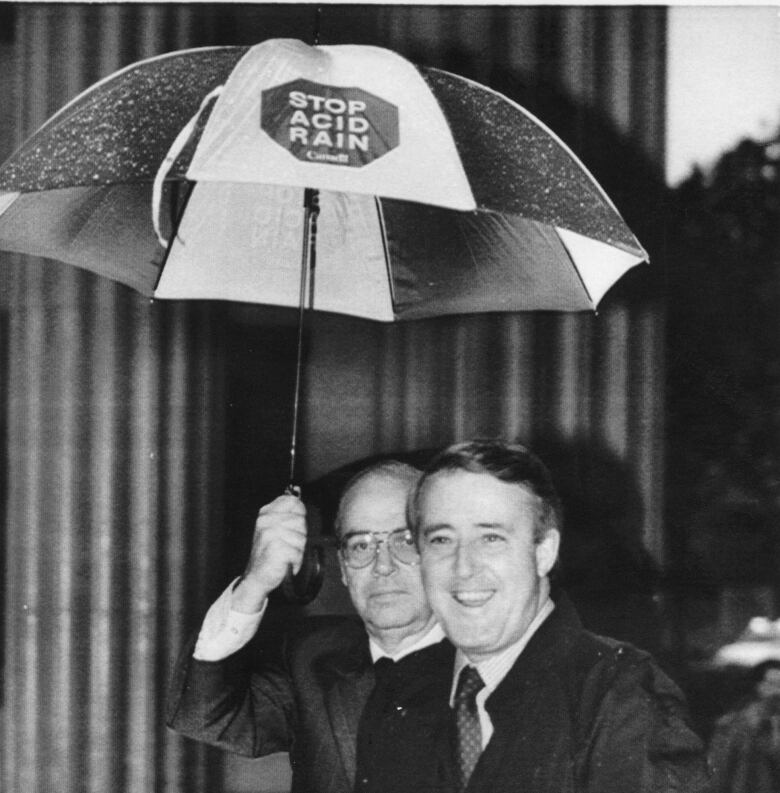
left=280, top=484, right=324, bottom=605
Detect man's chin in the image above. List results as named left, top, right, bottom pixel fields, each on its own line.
left=438, top=610, right=496, bottom=648
left=364, top=607, right=430, bottom=633
left=447, top=631, right=497, bottom=661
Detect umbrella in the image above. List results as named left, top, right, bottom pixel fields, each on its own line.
left=0, top=39, right=648, bottom=598
left=0, top=39, right=646, bottom=318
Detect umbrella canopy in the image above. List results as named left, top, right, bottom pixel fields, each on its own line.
left=0, top=39, right=647, bottom=320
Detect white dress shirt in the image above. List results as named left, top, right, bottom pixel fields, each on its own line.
left=449, top=598, right=555, bottom=749
left=193, top=577, right=266, bottom=661
left=194, top=577, right=446, bottom=662
left=368, top=621, right=446, bottom=662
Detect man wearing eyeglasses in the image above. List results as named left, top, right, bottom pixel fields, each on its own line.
left=167, top=460, right=452, bottom=793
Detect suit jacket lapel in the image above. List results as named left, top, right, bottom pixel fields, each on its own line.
left=467, top=597, right=581, bottom=793
left=469, top=673, right=559, bottom=793
left=320, top=633, right=375, bottom=790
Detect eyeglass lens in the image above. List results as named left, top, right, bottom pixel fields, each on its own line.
left=342, top=529, right=419, bottom=568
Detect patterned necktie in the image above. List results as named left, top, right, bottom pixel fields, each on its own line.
left=454, top=665, right=485, bottom=791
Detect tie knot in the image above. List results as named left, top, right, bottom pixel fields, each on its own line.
left=455, top=665, right=484, bottom=704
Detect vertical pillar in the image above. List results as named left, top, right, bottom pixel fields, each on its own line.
left=1, top=6, right=226, bottom=792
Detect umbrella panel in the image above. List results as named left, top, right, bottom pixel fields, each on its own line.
left=0, top=47, right=246, bottom=192
left=155, top=182, right=396, bottom=320
left=385, top=202, right=592, bottom=317
left=420, top=68, right=637, bottom=249
left=0, top=184, right=164, bottom=294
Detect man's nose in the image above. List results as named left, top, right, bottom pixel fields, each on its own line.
left=371, top=540, right=397, bottom=576
left=453, top=539, right=477, bottom=579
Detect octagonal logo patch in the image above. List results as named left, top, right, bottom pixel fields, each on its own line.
left=261, top=79, right=399, bottom=168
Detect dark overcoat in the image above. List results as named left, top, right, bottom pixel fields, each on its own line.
left=166, top=614, right=454, bottom=793
left=436, top=596, right=712, bottom=793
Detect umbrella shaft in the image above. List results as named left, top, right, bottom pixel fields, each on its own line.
left=288, top=188, right=320, bottom=488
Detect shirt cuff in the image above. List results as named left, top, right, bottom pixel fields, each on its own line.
left=193, top=577, right=267, bottom=661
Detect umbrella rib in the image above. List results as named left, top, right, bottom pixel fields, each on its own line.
left=374, top=197, right=396, bottom=313
left=152, top=181, right=197, bottom=294
left=152, top=85, right=224, bottom=248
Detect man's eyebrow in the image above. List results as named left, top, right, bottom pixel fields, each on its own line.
left=422, top=524, right=453, bottom=536
left=422, top=521, right=506, bottom=535
left=341, top=529, right=403, bottom=539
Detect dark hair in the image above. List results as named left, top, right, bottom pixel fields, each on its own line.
left=334, top=460, right=421, bottom=537
left=409, top=439, right=562, bottom=543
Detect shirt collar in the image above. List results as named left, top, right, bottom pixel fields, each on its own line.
left=370, top=621, right=446, bottom=663
left=449, top=596, right=555, bottom=706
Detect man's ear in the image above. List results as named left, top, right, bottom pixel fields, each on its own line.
left=338, top=552, right=349, bottom=587
left=535, top=529, right=560, bottom=578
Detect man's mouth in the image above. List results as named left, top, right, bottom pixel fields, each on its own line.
left=451, top=590, right=494, bottom=607
left=369, top=589, right=404, bottom=601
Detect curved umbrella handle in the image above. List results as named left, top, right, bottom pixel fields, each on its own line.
left=280, top=544, right=325, bottom=605
left=279, top=483, right=324, bottom=605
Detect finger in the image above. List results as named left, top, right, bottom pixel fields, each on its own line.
left=255, top=514, right=308, bottom=540
left=261, top=528, right=307, bottom=552
left=258, top=495, right=307, bottom=516
left=247, top=535, right=304, bottom=573
left=270, top=542, right=306, bottom=577
left=254, top=531, right=308, bottom=563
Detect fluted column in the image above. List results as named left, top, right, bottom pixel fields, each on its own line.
left=1, top=6, right=226, bottom=792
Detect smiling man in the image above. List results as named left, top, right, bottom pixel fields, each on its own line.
left=412, top=439, right=711, bottom=793
left=167, top=460, right=452, bottom=793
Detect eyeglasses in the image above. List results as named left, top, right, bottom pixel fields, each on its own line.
left=339, top=528, right=420, bottom=569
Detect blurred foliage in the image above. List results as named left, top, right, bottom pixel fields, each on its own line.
left=665, top=125, right=780, bottom=583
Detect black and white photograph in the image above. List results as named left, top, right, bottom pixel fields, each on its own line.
left=0, top=3, right=778, bottom=792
